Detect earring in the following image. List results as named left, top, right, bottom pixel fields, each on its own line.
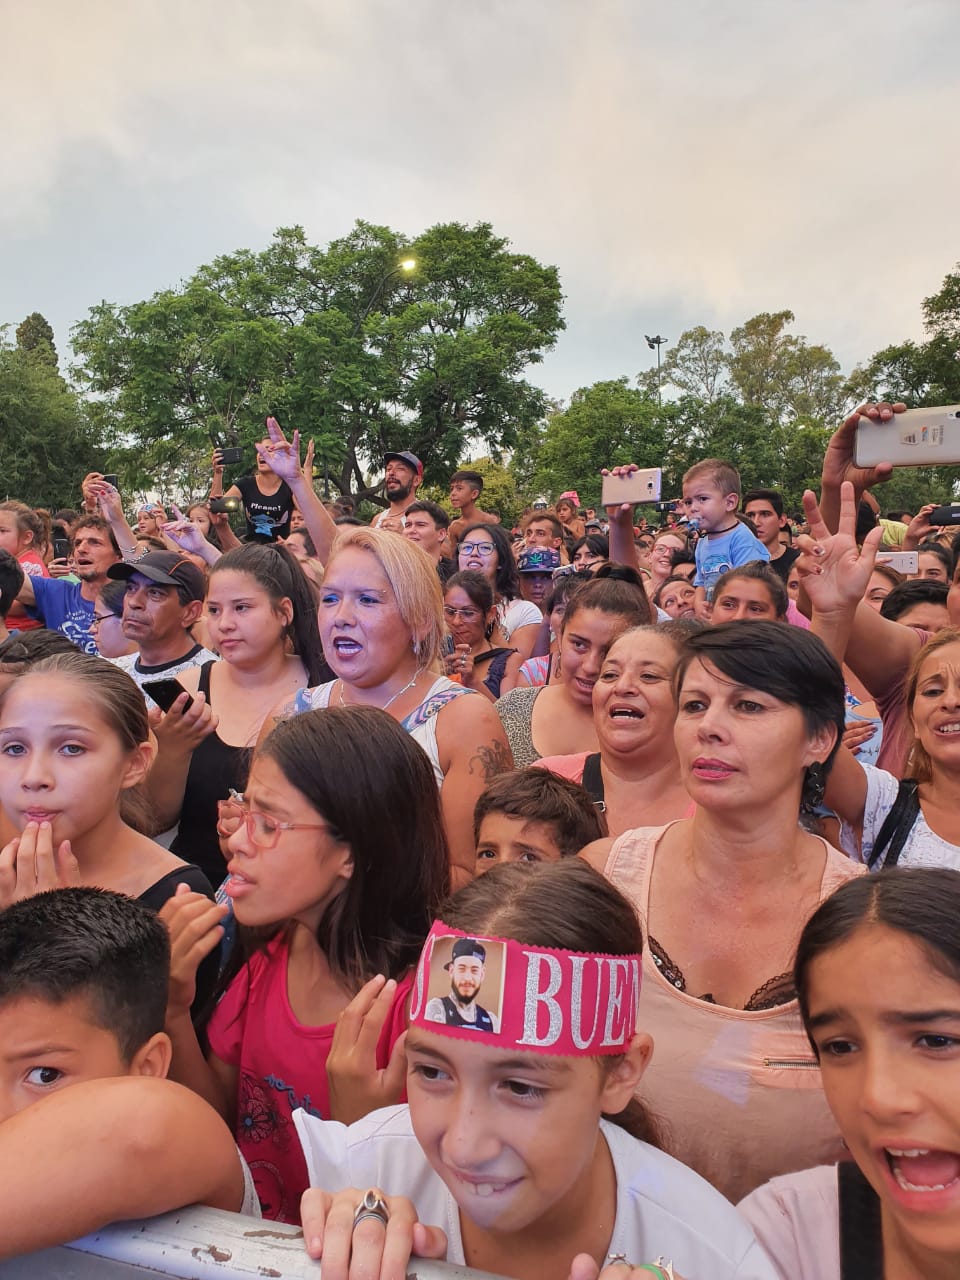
left=484, top=622, right=494, bottom=640
left=802, top=761, right=825, bottom=810
left=412, top=637, right=422, bottom=658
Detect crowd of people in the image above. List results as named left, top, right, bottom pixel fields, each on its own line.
left=3, top=401, right=960, bottom=1279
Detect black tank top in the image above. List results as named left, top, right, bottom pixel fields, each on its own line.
left=170, top=661, right=248, bottom=890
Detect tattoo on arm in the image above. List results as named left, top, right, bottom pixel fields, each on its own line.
left=272, top=698, right=298, bottom=727
left=468, top=740, right=513, bottom=783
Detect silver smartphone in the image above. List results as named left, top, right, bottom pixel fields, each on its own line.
left=854, top=406, right=960, bottom=467
left=876, top=550, right=919, bottom=575
left=600, top=467, right=662, bottom=507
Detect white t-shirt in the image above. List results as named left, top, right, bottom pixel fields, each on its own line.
left=111, top=645, right=217, bottom=710
left=840, top=763, right=960, bottom=870
left=738, top=1165, right=839, bottom=1280
left=294, top=1105, right=778, bottom=1278
left=497, top=597, right=541, bottom=641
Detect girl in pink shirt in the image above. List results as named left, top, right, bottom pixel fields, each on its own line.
left=162, top=706, right=450, bottom=1223
left=0, top=501, right=49, bottom=632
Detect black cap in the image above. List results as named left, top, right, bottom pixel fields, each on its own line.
left=108, top=551, right=206, bottom=602
left=446, top=937, right=487, bottom=967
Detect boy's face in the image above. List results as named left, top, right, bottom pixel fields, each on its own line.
left=475, top=812, right=565, bottom=875
left=682, top=481, right=738, bottom=532
left=0, top=993, right=168, bottom=1123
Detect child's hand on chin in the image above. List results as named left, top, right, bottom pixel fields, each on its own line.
left=0, top=822, right=80, bottom=907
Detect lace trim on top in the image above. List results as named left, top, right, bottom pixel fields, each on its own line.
left=648, top=936, right=796, bottom=1010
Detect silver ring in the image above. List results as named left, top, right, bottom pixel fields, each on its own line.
left=353, top=1188, right=389, bottom=1230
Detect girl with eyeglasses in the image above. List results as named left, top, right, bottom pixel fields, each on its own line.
left=457, top=523, right=542, bottom=659
left=442, top=572, right=524, bottom=702
left=160, top=706, right=450, bottom=1224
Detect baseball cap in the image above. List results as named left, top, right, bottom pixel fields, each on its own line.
left=446, top=937, right=487, bottom=967
left=517, top=547, right=561, bottom=574
left=384, top=451, right=424, bottom=479
left=108, top=551, right=206, bottom=602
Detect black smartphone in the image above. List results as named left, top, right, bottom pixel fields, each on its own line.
left=53, top=536, right=70, bottom=559
left=217, top=445, right=243, bottom=465
left=210, top=497, right=241, bottom=515
left=101, top=473, right=119, bottom=489
left=142, top=679, right=194, bottom=713
left=928, top=504, right=960, bottom=526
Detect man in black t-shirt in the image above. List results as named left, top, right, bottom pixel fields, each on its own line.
left=743, top=489, right=800, bottom=585
left=424, top=938, right=499, bottom=1033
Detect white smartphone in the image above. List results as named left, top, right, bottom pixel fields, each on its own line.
left=854, top=406, right=960, bottom=467
left=600, top=467, right=662, bottom=507
left=876, top=550, right=919, bottom=575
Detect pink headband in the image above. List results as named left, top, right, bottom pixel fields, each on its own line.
left=408, top=920, right=641, bottom=1056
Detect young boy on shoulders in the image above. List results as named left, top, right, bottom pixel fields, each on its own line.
left=682, top=459, right=769, bottom=620
left=0, top=887, right=257, bottom=1259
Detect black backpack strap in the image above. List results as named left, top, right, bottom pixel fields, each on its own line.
left=866, top=778, right=920, bottom=870
left=838, top=1161, right=883, bottom=1279
left=581, top=753, right=605, bottom=812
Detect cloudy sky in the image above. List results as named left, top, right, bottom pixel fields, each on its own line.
left=3, top=0, right=958, bottom=403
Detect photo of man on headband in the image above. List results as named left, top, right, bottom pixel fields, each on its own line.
left=424, top=936, right=501, bottom=1033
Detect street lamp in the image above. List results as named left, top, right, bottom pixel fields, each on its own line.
left=645, top=334, right=667, bottom=405
left=354, top=258, right=417, bottom=333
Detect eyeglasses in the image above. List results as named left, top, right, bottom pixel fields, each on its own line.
left=221, top=799, right=338, bottom=850
left=459, top=541, right=495, bottom=557
left=90, top=613, right=117, bottom=626
left=444, top=605, right=481, bottom=621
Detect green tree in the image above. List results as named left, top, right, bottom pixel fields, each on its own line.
left=0, top=328, right=103, bottom=508
left=72, top=221, right=564, bottom=505
left=728, top=311, right=846, bottom=423
left=655, top=326, right=729, bottom=402
left=853, top=263, right=960, bottom=406
left=524, top=380, right=666, bottom=506
left=15, top=312, right=58, bottom=369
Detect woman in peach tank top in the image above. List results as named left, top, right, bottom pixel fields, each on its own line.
left=583, top=621, right=865, bottom=1204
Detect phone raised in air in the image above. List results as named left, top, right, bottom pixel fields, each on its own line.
left=928, top=504, right=960, bottom=526
left=854, top=406, right=960, bottom=468
left=600, top=467, right=663, bottom=508
left=209, top=497, right=241, bottom=515
left=875, top=550, right=918, bottom=575
left=216, top=445, right=244, bottom=466
left=142, top=679, right=194, bottom=713
left=101, top=473, right=119, bottom=489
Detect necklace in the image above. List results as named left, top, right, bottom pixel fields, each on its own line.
left=338, top=670, right=421, bottom=713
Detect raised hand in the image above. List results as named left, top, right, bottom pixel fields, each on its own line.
left=821, top=400, right=906, bottom=498
left=795, top=482, right=882, bottom=618
left=300, top=1185, right=446, bottom=1279
left=0, top=822, right=80, bottom=907
left=257, top=417, right=303, bottom=484
left=151, top=690, right=219, bottom=752
left=327, top=975, right=408, bottom=1124
left=162, top=505, right=213, bottom=557
left=903, top=502, right=940, bottom=551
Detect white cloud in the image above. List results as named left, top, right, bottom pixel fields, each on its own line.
left=2, top=0, right=958, bottom=398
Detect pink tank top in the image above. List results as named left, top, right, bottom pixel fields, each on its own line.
left=605, top=823, right=864, bottom=1203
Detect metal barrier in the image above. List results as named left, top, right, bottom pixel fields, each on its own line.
left=0, top=1206, right=507, bottom=1279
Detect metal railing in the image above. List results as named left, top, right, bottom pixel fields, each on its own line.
left=0, top=1205, right=508, bottom=1279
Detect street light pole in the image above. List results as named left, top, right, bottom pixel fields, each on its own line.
left=644, top=334, right=667, bottom=405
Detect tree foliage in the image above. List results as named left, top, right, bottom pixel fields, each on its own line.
left=0, top=328, right=103, bottom=508
left=16, top=312, right=58, bottom=369
left=71, top=221, right=564, bottom=505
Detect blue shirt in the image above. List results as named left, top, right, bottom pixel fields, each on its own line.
left=26, top=577, right=97, bottom=652
left=694, top=523, right=770, bottom=599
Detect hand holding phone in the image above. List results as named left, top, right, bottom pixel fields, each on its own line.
left=600, top=467, right=662, bottom=508
left=854, top=406, right=960, bottom=468
left=216, top=445, right=243, bottom=466
left=142, top=679, right=194, bottom=714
